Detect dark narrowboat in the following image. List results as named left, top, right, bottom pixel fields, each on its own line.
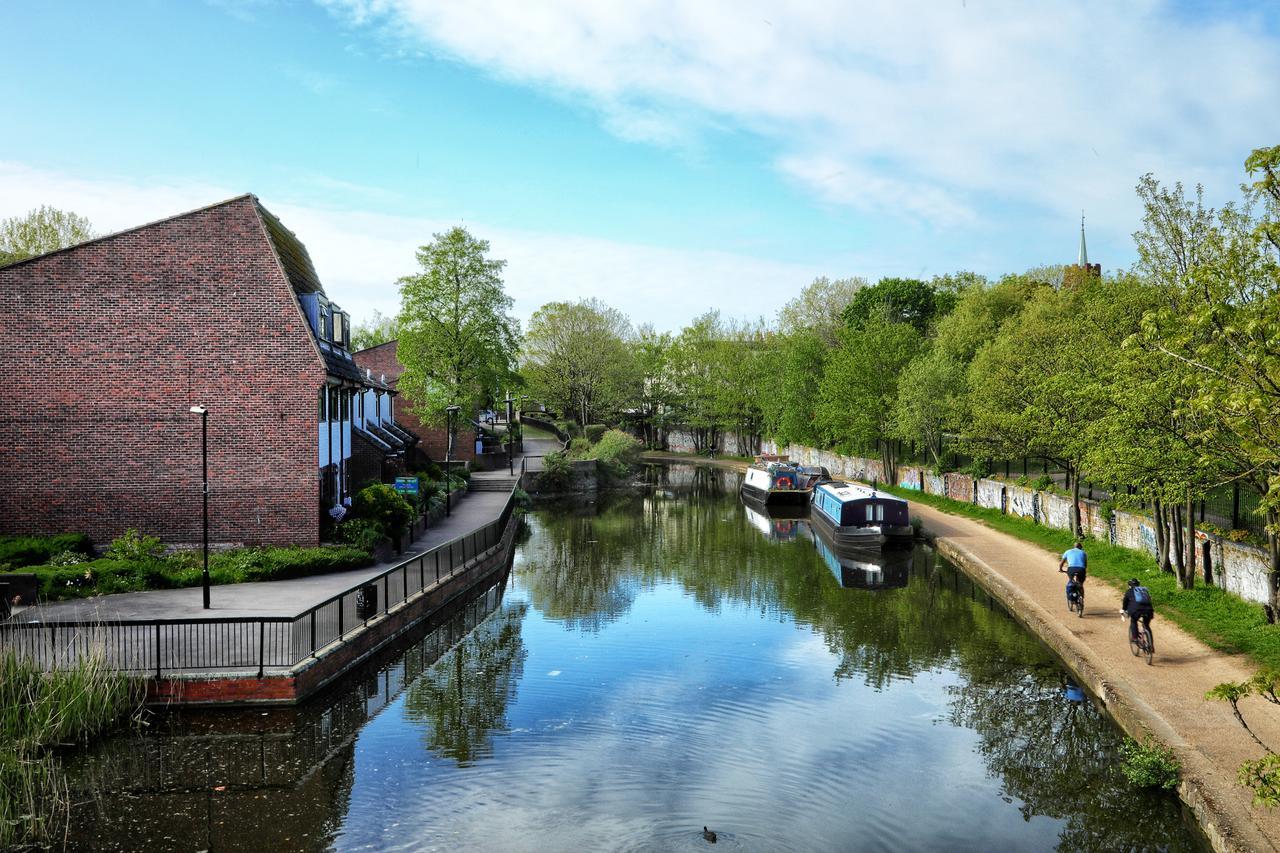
left=810, top=481, right=914, bottom=548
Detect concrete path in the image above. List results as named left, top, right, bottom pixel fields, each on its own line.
left=20, top=489, right=512, bottom=623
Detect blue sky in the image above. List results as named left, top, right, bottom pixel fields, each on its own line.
left=3, top=0, right=1278, bottom=330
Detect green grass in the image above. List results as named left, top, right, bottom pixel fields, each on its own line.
left=0, top=650, right=143, bottom=847
left=886, top=484, right=1280, bottom=670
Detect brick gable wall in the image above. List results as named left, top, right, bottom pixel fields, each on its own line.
left=0, top=197, right=328, bottom=547
left=353, top=340, right=475, bottom=462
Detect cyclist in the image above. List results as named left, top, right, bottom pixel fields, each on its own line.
left=1121, top=578, right=1155, bottom=643
left=1058, top=540, right=1088, bottom=607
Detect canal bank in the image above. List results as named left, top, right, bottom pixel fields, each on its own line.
left=641, top=452, right=1280, bottom=853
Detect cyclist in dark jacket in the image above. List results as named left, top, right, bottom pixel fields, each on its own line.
left=1121, top=578, right=1155, bottom=642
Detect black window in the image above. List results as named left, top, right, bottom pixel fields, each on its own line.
left=340, top=390, right=350, bottom=421
left=318, top=387, right=326, bottom=422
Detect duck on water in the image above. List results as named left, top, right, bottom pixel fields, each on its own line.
left=740, top=455, right=828, bottom=507
left=810, top=481, right=914, bottom=549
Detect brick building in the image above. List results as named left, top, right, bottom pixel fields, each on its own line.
left=353, top=340, right=476, bottom=464
left=0, top=195, right=412, bottom=547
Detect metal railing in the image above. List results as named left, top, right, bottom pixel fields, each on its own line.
left=0, top=490, right=518, bottom=677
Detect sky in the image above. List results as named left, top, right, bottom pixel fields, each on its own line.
left=3, top=0, right=1278, bottom=331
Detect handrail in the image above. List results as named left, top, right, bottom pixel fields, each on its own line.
left=0, top=486, right=521, bottom=678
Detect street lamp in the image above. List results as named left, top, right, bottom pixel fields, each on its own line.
left=189, top=405, right=211, bottom=610
left=504, top=394, right=515, bottom=476
left=444, top=405, right=461, bottom=517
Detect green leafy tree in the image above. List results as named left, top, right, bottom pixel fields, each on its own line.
left=777, top=275, right=867, bottom=346
left=397, top=227, right=520, bottom=442
left=0, top=205, right=95, bottom=265
left=841, top=277, right=956, bottom=335
left=350, top=309, right=400, bottom=352
left=522, top=298, right=635, bottom=425
left=630, top=324, right=677, bottom=448
left=760, top=329, right=827, bottom=448
left=816, top=313, right=922, bottom=483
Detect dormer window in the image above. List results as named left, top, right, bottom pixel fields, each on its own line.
left=332, top=312, right=345, bottom=348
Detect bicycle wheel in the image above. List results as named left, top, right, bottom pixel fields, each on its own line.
left=1129, top=630, right=1141, bottom=657
left=1077, top=591, right=1084, bottom=618
left=1144, top=627, right=1154, bottom=665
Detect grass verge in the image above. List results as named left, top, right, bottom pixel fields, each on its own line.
left=885, top=484, right=1280, bottom=670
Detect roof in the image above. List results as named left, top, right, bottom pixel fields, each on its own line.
left=818, top=482, right=907, bottom=504
left=256, top=201, right=324, bottom=294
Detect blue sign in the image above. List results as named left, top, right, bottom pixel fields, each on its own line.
left=394, top=477, right=419, bottom=495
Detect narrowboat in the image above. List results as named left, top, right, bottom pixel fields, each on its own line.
left=742, top=502, right=807, bottom=542
left=740, top=456, right=827, bottom=507
left=809, top=481, right=914, bottom=548
left=808, top=524, right=912, bottom=589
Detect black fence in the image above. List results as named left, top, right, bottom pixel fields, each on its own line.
left=0, top=491, right=518, bottom=676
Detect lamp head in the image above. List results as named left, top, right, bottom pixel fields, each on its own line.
left=189, top=405, right=207, bottom=415
left=446, top=405, right=461, bottom=413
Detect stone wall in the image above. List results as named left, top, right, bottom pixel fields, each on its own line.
left=763, top=439, right=1274, bottom=606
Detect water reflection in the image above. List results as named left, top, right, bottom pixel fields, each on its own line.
left=49, top=465, right=1204, bottom=852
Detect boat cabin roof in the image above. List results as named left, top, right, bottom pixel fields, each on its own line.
left=817, top=481, right=907, bottom=505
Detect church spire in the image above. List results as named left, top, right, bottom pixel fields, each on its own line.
left=1078, top=212, right=1089, bottom=266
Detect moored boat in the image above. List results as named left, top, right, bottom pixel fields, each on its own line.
left=740, top=456, right=827, bottom=507
left=810, top=481, right=914, bottom=548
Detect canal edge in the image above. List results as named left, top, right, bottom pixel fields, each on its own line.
left=933, top=534, right=1273, bottom=853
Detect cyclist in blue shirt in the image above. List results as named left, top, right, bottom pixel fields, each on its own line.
left=1058, top=541, right=1087, bottom=603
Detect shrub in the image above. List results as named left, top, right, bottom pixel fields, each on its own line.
left=588, top=429, right=642, bottom=478
left=1031, top=474, right=1054, bottom=492
left=538, top=451, right=573, bottom=490
left=415, top=462, right=444, bottom=480
left=1119, top=737, right=1180, bottom=790
left=336, top=518, right=386, bottom=553
left=208, top=546, right=373, bottom=583
left=585, top=424, right=607, bottom=443
left=568, top=437, right=592, bottom=457
left=0, top=533, right=93, bottom=568
left=106, top=529, right=165, bottom=561
left=48, top=549, right=86, bottom=566
left=352, top=484, right=414, bottom=540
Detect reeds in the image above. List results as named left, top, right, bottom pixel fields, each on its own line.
left=0, top=649, right=142, bottom=847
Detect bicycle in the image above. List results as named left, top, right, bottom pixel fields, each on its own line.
left=1126, top=614, right=1154, bottom=665
left=1066, top=580, right=1084, bottom=617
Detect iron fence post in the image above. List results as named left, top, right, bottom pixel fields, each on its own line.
left=338, top=597, right=344, bottom=639
left=258, top=621, right=265, bottom=678
left=310, top=610, right=317, bottom=656
left=155, top=623, right=161, bottom=679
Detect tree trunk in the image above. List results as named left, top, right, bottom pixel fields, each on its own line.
left=1268, top=510, right=1280, bottom=624
left=1153, top=498, right=1170, bottom=573
left=1170, top=503, right=1185, bottom=579
left=1181, top=492, right=1196, bottom=590
left=1070, top=464, right=1083, bottom=538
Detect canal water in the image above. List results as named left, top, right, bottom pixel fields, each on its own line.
left=52, top=464, right=1204, bottom=851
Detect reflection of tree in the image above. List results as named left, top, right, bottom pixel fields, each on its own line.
left=949, top=664, right=1202, bottom=852
left=517, top=465, right=1202, bottom=849
left=403, top=602, right=528, bottom=766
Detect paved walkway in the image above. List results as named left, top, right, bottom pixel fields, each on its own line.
left=21, top=487, right=513, bottom=623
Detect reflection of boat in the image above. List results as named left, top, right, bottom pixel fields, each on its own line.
left=808, top=523, right=911, bottom=589
left=740, top=456, right=828, bottom=506
left=742, top=502, right=807, bottom=542
left=810, top=481, right=914, bottom=548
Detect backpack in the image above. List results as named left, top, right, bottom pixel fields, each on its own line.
left=1132, top=585, right=1151, bottom=605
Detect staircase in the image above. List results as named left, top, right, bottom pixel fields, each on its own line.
left=469, top=476, right=520, bottom=492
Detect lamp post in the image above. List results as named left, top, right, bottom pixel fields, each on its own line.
left=189, top=405, right=211, bottom=610
left=504, top=394, right=515, bottom=476
left=444, top=405, right=460, bottom=517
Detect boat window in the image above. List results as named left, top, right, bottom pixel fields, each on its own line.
left=876, top=504, right=884, bottom=521
left=865, top=505, right=874, bottom=521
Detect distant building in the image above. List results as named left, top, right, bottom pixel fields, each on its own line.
left=0, top=195, right=413, bottom=546
left=1062, top=214, right=1102, bottom=289
left=352, top=340, right=476, bottom=464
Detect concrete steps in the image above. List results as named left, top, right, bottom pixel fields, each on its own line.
left=469, top=478, right=519, bottom=492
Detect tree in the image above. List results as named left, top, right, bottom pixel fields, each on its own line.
left=630, top=324, right=676, bottom=448
left=350, top=309, right=399, bottom=352
left=816, top=313, right=923, bottom=483
left=522, top=298, right=635, bottom=425
left=777, top=276, right=867, bottom=346
left=760, top=329, right=827, bottom=448
left=0, top=205, right=95, bottom=265
left=1134, top=150, right=1280, bottom=604
left=841, top=277, right=957, bottom=335
left=397, top=227, right=520, bottom=441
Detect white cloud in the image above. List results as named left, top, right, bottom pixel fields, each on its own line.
left=317, top=0, right=1280, bottom=231
left=0, top=161, right=822, bottom=331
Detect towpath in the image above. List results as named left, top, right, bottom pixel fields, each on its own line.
left=642, top=452, right=1280, bottom=851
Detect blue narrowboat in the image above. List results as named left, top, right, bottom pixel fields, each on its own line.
left=810, top=481, right=914, bottom=548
